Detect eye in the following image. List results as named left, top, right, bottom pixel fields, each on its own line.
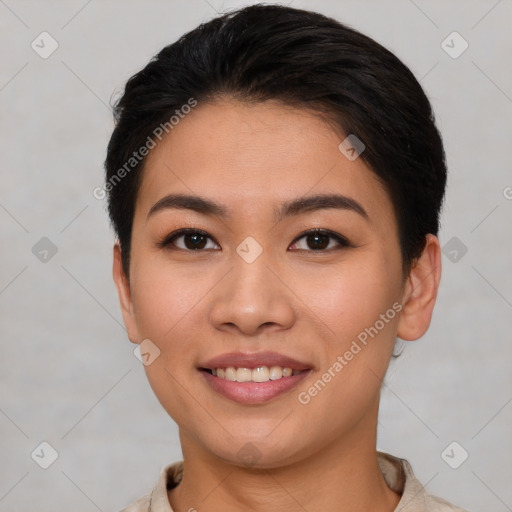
left=158, top=229, right=220, bottom=251
left=289, top=229, right=351, bottom=251
left=158, top=228, right=350, bottom=252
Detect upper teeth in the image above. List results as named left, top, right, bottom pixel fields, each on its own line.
left=212, top=366, right=300, bottom=382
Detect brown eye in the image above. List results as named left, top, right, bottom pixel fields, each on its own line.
left=305, top=233, right=330, bottom=250
left=289, top=229, right=351, bottom=251
left=181, top=232, right=208, bottom=250
left=158, top=229, right=220, bottom=251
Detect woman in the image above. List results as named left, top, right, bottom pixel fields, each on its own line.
left=105, top=4, right=467, bottom=511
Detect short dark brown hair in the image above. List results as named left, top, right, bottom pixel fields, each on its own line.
left=105, top=4, right=447, bottom=277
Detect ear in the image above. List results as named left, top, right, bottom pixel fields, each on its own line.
left=112, top=243, right=140, bottom=343
left=397, top=234, right=442, bottom=341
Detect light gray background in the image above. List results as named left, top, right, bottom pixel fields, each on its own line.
left=1, top=0, right=511, bottom=511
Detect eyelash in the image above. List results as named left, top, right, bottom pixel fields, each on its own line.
left=156, top=228, right=352, bottom=252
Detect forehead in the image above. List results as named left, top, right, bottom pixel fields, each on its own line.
left=136, top=99, right=393, bottom=224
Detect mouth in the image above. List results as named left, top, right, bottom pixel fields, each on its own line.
left=198, top=352, right=312, bottom=404
left=200, top=366, right=304, bottom=382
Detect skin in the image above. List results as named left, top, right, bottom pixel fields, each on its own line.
left=113, top=99, right=441, bottom=512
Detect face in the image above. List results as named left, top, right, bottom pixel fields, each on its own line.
left=114, top=99, right=434, bottom=468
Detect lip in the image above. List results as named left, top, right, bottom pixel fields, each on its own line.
left=198, top=351, right=311, bottom=371
left=200, top=369, right=311, bottom=404
left=198, top=351, right=313, bottom=405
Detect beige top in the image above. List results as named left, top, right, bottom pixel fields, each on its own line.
left=120, top=451, right=468, bottom=512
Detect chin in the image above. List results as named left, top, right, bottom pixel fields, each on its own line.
left=203, top=434, right=311, bottom=470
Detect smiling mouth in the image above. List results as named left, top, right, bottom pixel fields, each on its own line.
left=200, top=366, right=306, bottom=383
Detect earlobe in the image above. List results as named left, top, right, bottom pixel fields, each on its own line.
left=112, top=243, right=140, bottom=343
left=397, top=234, right=442, bottom=342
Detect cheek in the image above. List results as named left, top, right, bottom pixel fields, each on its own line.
left=297, top=255, right=402, bottom=411
left=129, top=258, right=211, bottom=341
left=129, top=262, right=208, bottom=422
left=299, top=257, right=400, bottom=345
left=294, top=267, right=400, bottom=434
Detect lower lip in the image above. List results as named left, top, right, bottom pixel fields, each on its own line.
left=200, top=370, right=310, bottom=405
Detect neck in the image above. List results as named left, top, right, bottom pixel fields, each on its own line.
left=168, top=402, right=400, bottom=512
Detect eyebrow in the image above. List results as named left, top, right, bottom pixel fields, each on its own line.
left=147, top=193, right=369, bottom=221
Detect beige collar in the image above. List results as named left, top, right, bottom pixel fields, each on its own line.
left=132, top=451, right=464, bottom=512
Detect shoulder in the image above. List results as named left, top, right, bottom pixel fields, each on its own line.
left=118, top=494, right=151, bottom=512
left=117, top=461, right=184, bottom=512
left=377, top=451, right=469, bottom=512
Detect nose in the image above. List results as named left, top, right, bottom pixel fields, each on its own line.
left=208, top=253, right=296, bottom=336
